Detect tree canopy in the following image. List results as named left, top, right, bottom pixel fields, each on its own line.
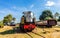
left=39, top=10, right=53, bottom=20
left=58, top=16, right=60, bottom=21
left=54, top=12, right=59, bottom=20
left=3, top=14, right=16, bottom=25
left=0, top=21, right=4, bottom=28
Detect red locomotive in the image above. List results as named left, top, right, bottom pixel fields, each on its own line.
left=20, top=11, right=36, bottom=32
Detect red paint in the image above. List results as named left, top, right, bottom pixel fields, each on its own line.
left=24, top=25, right=28, bottom=29
left=24, top=24, right=35, bottom=30
left=32, top=25, right=35, bottom=28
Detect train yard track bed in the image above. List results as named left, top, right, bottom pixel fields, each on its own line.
left=0, top=26, right=60, bottom=38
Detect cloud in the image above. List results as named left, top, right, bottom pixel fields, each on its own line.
left=12, top=6, right=28, bottom=11
left=0, top=11, right=5, bottom=14
left=0, top=6, right=30, bottom=23
left=55, top=1, right=60, bottom=7
left=30, top=4, right=34, bottom=8
left=0, top=6, right=40, bottom=23
left=45, top=1, right=55, bottom=7
left=0, top=9, right=18, bottom=16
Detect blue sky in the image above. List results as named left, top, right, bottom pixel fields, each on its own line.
left=0, top=0, right=60, bottom=23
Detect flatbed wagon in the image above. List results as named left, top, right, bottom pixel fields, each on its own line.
left=36, top=19, right=57, bottom=27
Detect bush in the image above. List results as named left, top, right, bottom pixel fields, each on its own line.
left=58, top=16, right=60, bottom=21
left=45, top=16, right=52, bottom=20
left=0, top=21, right=4, bottom=28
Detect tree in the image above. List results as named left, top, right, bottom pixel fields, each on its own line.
left=0, top=21, right=4, bottom=28
left=3, top=17, right=9, bottom=25
left=39, top=10, right=53, bottom=20
left=58, top=16, right=60, bottom=21
left=12, top=17, right=16, bottom=22
left=45, top=16, right=52, bottom=20
left=54, top=12, right=59, bottom=20
left=3, top=14, right=16, bottom=25
left=7, top=14, right=13, bottom=23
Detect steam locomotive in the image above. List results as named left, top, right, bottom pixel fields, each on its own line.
left=20, top=11, right=36, bottom=32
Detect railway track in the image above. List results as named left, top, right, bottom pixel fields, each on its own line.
left=26, top=31, right=45, bottom=38
left=25, top=27, right=60, bottom=38
left=42, top=28, right=60, bottom=33
left=18, top=27, right=60, bottom=38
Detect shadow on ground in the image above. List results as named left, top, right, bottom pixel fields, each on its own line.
left=0, top=27, right=25, bottom=35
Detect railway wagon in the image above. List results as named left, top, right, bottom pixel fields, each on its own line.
left=20, top=11, right=36, bottom=32
left=36, top=19, right=57, bottom=27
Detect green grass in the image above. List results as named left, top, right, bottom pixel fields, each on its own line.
left=0, top=29, right=16, bottom=35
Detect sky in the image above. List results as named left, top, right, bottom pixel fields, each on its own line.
left=0, top=0, right=60, bottom=23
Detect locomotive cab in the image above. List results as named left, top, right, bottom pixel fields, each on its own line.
left=20, top=11, right=36, bottom=32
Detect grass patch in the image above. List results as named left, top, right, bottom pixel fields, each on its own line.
left=0, top=29, right=16, bottom=35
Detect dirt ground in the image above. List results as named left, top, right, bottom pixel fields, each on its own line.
left=0, top=26, right=60, bottom=38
